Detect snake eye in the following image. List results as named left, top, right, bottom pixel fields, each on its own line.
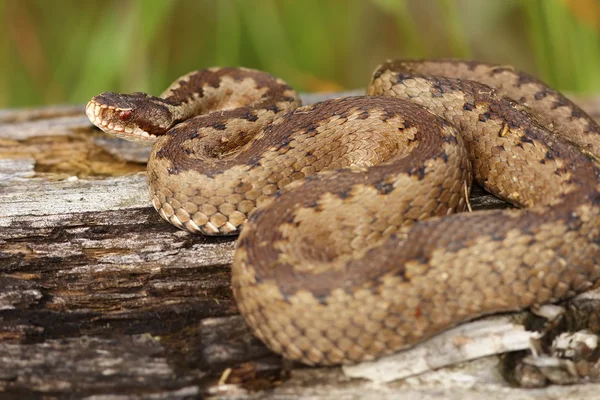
left=119, top=110, right=133, bottom=121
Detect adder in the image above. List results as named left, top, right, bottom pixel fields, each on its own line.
left=86, top=60, right=600, bottom=366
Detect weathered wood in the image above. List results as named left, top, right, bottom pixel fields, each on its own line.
left=2, top=94, right=600, bottom=399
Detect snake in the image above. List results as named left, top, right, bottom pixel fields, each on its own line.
left=86, top=60, right=600, bottom=366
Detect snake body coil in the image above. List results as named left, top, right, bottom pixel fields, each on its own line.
left=87, top=60, right=600, bottom=366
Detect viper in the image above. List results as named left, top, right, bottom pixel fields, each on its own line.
left=86, top=60, right=600, bottom=366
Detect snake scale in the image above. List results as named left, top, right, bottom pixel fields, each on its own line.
left=87, top=60, right=600, bottom=366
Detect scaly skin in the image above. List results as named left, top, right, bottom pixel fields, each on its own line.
left=87, top=60, right=600, bottom=366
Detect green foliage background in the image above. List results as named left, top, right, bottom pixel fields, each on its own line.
left=1, top=0, right=599, bottom=108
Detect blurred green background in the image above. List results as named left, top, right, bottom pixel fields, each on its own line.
left=1, top=0, right=600, bottom=108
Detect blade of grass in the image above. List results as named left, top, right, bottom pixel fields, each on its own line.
left=150, top=1, right=217, bottom=84
left=522, top=0, right=559, bottom=86
left=125, top=0, right=177, bottom=93
left=279, top=1, right=334, bottom=79
left=70, top=4, right=134, bottom=102
left=47, top=1, right=101, bottom=103
left=235, top=0, right=298, bottom=84
left=560, top=0, right=600, bottom=93
left=5, top=1, right=50, bottom=105
left=0, top=1, right=8, bottom=107
left=542, top=0, right=576, bottom=90
left=522, top=0, right=600, bottom=93
left=312, top=0, right=365, bottom=89
left=371, top=0, right=426, bottom=58
left=215, top=0, right=241, bottom=66
left=279, top=0, right=351, bottom=91
left=436, top=0, right=472, bottom=58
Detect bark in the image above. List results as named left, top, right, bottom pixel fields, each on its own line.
left=2, top=93, right=600, bottom=399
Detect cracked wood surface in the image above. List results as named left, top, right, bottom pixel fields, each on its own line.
left=2, top=93, right=600, bottom=399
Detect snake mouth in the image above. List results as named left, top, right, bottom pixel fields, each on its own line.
left=85, top=100, right=159, bottom=142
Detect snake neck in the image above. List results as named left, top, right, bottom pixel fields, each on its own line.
left=87, top=67, right=300, bottom=144
left=159, top=66, right=301, bottom=126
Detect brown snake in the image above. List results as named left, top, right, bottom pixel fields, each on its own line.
left=86, top=60, right=600, bottom=366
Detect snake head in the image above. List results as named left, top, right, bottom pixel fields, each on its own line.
left=86, top=92, right=175, bottom=142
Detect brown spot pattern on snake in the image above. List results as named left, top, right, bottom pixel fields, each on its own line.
left=87, top=61, right=600, bottom=366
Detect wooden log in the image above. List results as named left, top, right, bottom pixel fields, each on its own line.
left=2, top=93, right=600, bottom=399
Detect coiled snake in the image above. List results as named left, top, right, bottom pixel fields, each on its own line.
left=87, top=60, right=600, bottom=366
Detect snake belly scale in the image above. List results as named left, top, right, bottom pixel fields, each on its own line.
left=86, top=60, right=600, bottom=366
